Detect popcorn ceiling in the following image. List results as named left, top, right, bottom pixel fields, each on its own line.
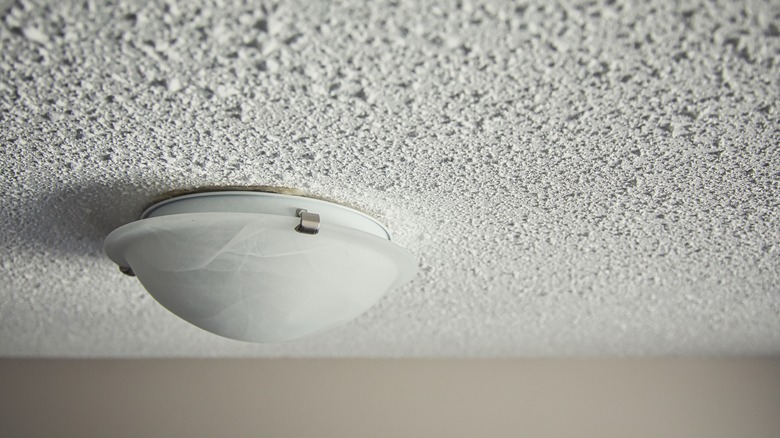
left=1, top=0, right=778, bottom=357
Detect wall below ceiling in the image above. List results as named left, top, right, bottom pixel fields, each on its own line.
left=2, top=359, right=780, bottom=438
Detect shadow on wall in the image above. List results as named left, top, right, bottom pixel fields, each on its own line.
left=4, top=178, right=151, bottom=257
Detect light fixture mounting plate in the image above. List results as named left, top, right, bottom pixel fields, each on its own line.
left=142, top=191, right=391, bottom=240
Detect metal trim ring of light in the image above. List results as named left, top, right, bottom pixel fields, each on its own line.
left=104, top=191, right=417, bottom=342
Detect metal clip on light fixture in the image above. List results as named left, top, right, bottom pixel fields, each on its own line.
left=295, top=209, right=320, bottom=235
left=104, top=191, right=417, bottom=343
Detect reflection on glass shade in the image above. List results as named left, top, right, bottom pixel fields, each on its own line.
left=105, top=210, right=417, bottom=343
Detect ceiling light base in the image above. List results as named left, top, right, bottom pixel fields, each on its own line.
left=104, top=190, right=416, bottom=343
left=142, top=191, right=391, bottom=240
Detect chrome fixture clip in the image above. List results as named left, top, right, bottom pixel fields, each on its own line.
left=295, top=209, right=320, bottom=235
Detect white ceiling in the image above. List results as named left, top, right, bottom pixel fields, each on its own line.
left=1, top=0, right=778, bottom=357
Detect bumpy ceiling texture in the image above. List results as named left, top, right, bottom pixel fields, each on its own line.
left=1, top=0, right=778, bottom=357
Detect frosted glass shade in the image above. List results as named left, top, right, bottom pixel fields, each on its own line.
left=104, top=192, right=417, bottom=342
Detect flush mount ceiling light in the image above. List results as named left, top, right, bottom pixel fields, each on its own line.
left=104, top=191, right=417, bottom=343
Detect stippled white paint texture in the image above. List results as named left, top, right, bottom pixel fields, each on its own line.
left=1, top=0, right=778, bottom=357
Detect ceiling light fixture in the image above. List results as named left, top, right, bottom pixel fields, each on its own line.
left=104, top=191, right=417, bottom=342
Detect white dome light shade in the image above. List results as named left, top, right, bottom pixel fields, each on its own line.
left=104, top=192, right=417, bottom=343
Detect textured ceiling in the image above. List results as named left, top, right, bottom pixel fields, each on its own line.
left=1, top=0, right=779, bottom=357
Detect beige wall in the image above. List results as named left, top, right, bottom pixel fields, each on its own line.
left=2, top=359, right=779, bottom=438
